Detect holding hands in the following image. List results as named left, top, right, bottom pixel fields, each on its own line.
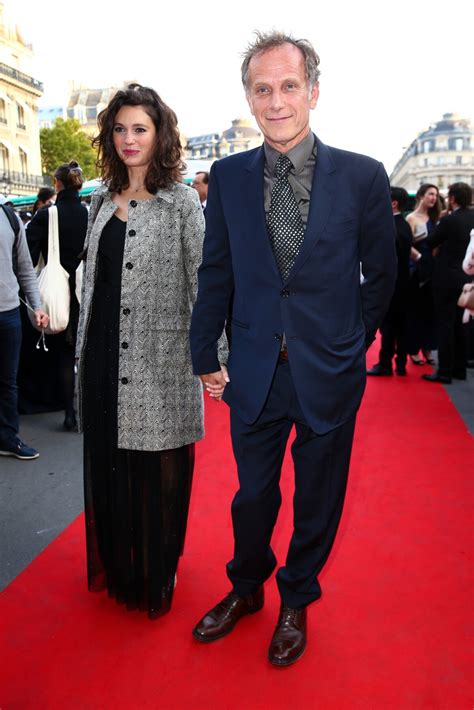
left=200, top=365, right=230, bottom=400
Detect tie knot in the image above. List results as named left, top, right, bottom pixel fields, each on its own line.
left=275, top=154, right=293, bottom=179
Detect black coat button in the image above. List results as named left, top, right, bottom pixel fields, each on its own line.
left=121, top=377, right=128, bottom=384
left=281, top=289, right=290, bottom=297
left=128, top=229, right=136, bottom=237
left=122, top=308, right=130, bottom=315
left=125, top=262, right=133, bottom=269
left=130, top=200, right=137, bottom=207
left=121, top=342, right=128, bottom=349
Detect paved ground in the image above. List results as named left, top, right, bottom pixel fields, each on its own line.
left=0, top=411, right=83, bottom=590
left=1, top=365, right=473, bottom=592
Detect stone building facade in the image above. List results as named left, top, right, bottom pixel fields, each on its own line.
left=390, top=113, right=473, bottom=193
left=66, top=84, right=122, bottom=137
left=0, top=3, right=43, bottom=196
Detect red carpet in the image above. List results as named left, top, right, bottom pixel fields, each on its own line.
left=1, top=351, right=473, bottom=709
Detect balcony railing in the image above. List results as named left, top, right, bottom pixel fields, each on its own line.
left=0, top=63, right=43, bottom=93
left=0, top=170, right=45, bottom=189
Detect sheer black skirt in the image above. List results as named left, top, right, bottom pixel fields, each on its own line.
left=82, top=215, right=194, bottom=619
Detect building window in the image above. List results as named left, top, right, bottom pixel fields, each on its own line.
left=424, top=158, right=428, bottom=167
left=0, top=145, right=8, bottom=173
left=16, top=103, right=26, bottom=129
left=19, top=148, right=27, bottom=175
left=456, top=155, right=462, bottom=165
left=455, top=138, right=463, bottom=151
left=0, top=99, right=6, bottom=124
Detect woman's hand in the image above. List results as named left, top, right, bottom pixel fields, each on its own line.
left=199, top=365, right=230, bottom=401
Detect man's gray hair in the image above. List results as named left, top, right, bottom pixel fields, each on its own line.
left=241, top=30, right=321, bottom=93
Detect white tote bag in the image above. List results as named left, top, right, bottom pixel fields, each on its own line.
left=28, top=205, right=70, bottom=334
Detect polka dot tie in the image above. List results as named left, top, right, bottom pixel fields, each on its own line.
left=266, top=154, right=305, bottom=282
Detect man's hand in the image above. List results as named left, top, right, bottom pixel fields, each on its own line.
left=200, top=365, right=230, bottom=401
left=34, top=309, right=49, bottom=329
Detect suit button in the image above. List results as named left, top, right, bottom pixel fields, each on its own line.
left=128, top=229, right=136, bottom=237
left=121, top=377, right=128, bottom=384
left=274, top=333, right=282, bottom=341
left=281, top=289, right=290, bottom=297
left=130, top=200, right=137, bottom=207
left=121, top=342, right=128, bottom=349
left=122, top=308, right=130, bottom=315
left=125, top=262, right=133, bottom=269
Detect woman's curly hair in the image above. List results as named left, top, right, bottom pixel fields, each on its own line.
left=93, top=83, right=185, bottom=193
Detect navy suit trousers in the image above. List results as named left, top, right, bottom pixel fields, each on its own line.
left=227, top=359, right=356, bottom=609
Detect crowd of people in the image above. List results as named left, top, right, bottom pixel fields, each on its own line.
left=0, top=30, right=473, bottom=668
left=367, top=182, right=474, bottom=381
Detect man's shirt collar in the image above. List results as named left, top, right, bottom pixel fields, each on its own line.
left=264, top=131, right=316, bottom=175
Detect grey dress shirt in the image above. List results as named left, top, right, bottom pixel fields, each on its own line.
left=263, top=131, right=317, bottom=225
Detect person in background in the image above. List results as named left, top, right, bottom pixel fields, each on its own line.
left=190, top=31, right=396, bottom=666
left=367, top=186, right=412, bottom=376
left=32, top=186, right=55, bottom=215
left=0, top=199, right=49, bottom=460
left=76, top=84, right=208, bottom=619
left=26, top=161, right=88, bottom=430
left=191, top=171, right=209, bottom=212
left=19, top=211, right=32, bottom=227
left=422, top=182, right=474, bottom=383
left=405, top=183, right=440, bottom=365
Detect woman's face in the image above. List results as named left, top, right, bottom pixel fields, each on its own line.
left=420, top=187, right=438, bottom=209
left=112, top=105, right=157, bottom=169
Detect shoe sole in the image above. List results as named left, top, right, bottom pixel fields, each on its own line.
left=268, top=642, right=307, bottom=667
left=192, top=603, right=264, bottom=644
left=0, top=451, right=39, bottom=460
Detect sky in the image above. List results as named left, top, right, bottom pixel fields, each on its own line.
left=8, top=0, right=474, bottom=174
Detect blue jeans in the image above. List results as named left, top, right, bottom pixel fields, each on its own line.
left=0, top=307, right=22, bottom=445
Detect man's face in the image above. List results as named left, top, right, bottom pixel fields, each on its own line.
left=192, top=174, right=208, bottom=203
left=246, top=43, right=319, bottom=153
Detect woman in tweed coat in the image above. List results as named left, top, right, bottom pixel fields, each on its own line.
left=76, top=84, right=220, bottom=618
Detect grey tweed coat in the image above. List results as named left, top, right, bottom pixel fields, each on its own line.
left=76, top=182, right=206, bottom=451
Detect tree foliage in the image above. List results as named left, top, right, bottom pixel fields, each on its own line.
left=40, top=118, right=97, bottom=180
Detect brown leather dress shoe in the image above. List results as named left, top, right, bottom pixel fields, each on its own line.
left=268, top=605, right=307, bottom=666
left=192, top=587, right=264, bottom=643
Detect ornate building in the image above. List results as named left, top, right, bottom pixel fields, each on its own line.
left=186, top=117, right=261, bottom=159
left=66, top=84, right=122, bottom=137
left=390, top=113, right=473, bottom=193
left=0, top=3, right=43, bottom=196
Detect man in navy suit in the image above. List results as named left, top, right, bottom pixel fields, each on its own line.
left=190, top=31, right=396, bottom=666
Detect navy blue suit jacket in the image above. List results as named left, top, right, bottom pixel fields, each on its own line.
left=190, top=136, right=396, bottom=434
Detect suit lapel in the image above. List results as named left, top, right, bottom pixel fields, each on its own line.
left=243, top=147, right=282, bottom=281
left=286, top=137, right=337, bottom=283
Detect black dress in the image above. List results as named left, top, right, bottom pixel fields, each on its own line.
left=82, top=215, right=194, bottom=619
left=406, top=219, right=437, bottom=354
